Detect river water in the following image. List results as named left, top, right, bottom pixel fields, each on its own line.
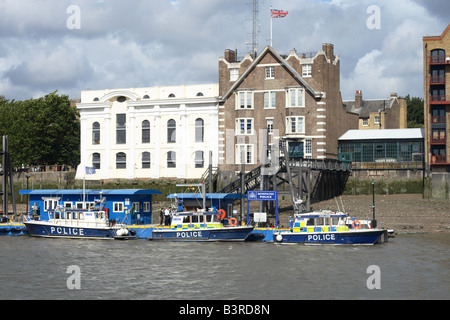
left=0, top=234, right=448, bottom=301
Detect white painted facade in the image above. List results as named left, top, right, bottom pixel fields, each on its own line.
left=76, top=84, right=219, bottom=180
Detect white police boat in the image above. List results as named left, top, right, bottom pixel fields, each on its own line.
left=151, top=209, right=254, bottom=241
left=23, top=206, right=136, bottom=240
left=273, top=211, right=386, bottom=245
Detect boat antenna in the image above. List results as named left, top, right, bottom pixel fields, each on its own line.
left=339, top=196, right=346, bottom=213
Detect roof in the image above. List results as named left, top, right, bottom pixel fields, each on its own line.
left=221, top=46, right=323, bottom=101
left=167, top=193, right=244, bottom=200
left=338, top=128, right=424, bottom=141
left=343, top=98, right=396, bottom=118
left=19, top=189, right=162, bottom=196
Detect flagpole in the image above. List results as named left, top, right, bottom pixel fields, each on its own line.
left=270, top=6, right=273, bottom=47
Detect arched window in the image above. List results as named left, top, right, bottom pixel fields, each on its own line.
left=431, top=49, right=445, bottom=63
left=142, top=120, right=150, bottom=143
left=116, top=152, right=126, bottom=169
left=92, top=122, right=100, bottom=145
left=93, top=153, right=101, bottom=169
left=167, top=151, right=176, bottom=168
left=195, top=118, right=204, bottom=142
left=167, top=119, right=176, bottom=143
left=168, top=93, right=175, bottom=98
left=143, top=95, right=150, bottom=99
left=196, top=92, right=204, bottom=96
left=195, top=151, right=204, bottom=168
left=142, top=152, right=151, bottom=169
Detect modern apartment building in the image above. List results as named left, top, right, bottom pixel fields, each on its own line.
left=423, top=24, right=450, bottom=198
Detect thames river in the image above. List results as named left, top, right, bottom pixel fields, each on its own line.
left=0, top=234, right=448, bottom=301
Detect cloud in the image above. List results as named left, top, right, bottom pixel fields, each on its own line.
left=0, top=0, right=448, bottom=100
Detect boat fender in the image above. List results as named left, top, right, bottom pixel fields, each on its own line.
left=352, top=220, right=361, bottom=229
left=229, top=218, right=237, bottom=227
left=276, top=234, right=283, bottom=242
left=216, top=209, right=226, bottom=220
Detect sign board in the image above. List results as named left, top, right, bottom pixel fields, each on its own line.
left=247, top=191, right=277, bottom=201
left=254, top=212, right=267, bottom=223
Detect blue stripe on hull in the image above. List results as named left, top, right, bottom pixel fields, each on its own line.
left=274, top=230, right=384, bottom=245
left=152, top=227, right=254, bottom=241
left=24, top=223, right=116, bottom=239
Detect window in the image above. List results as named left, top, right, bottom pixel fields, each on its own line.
left=302, top=64, right=312, bottom=77
left=374, top=116, right=380, bottom=124
left=167, top=119, right=176, bottom=143
left=305, top=140, right=312, bottom=158
left=195, top=151, right=204, bottom=168
left=266, top=118, right=274, bottom=134
left=236, top=144, right=254, bottom=164
left=230, top=68, right=239, bottom=81
left=236, top=118, right=253, bottom=135
left=113, top=202, right=124, bottom=212
left=142, top=120, right=150, bottom=143
left=44, top=199, right=59, bottom=211
left=195, top=118, right=204, bottom=142
left=168, top=93, right=175, bottom=98
left=142, top=152, right=151, bottom=169
left=265, top=66, right=275, bottom=79
left=287, top=88, right=304, bottom=107
left=143, top=202, right=150, bottom=212
left=132, top=202, right=139, bottom=213
left=286, top=116, right=304, bottom=134
left=238, top=91, right=253, bottom=109
left=264, top=91, right=276, bottom=109
left=167, top=151, right=176, bottom=168
left=92, top=122, right=100, bottom=145
left=116, top=114, right=126, bottom=144
left=362, top=119, right=369, bottom=126
left=116, top=152, right=126, bottom=169
left=92, top=153, right=101, bottom=169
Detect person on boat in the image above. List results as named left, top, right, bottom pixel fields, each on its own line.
left=164, top=207, right=171, bottom=226
left=160, top=208, right=164, bottom=225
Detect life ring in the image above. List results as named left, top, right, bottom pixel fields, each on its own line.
left=352, top=220, right=361, bottom=229
left=229, top=218, right=237, bottom=227
left=216, top=209, right=226, bottom=220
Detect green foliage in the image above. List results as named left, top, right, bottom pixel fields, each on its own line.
left=403, top=95, right=424, bottom=128
left=0, top=91, right=80, bottom=167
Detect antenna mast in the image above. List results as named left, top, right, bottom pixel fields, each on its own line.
left=250, top=0, right=259, bottom=57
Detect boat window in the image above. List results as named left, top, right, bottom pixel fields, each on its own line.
left=324, top=217, right=330, bottom=225
left=316, top=217, right=324, bottom=225
left=183, top=216, right=190, bottom=223
left=192, top=215, right=198, bottom=223
left=198, top=215, right=204, bottom=223
left=306, top=218, right=314, bottom=226
left=332, top=217, right=340, bottom=225
left=73, top=212, right=78, bottom=220
left=79, top=213, right=84, bottom=220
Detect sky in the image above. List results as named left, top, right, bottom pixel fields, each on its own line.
left=0, top=0, right=449, bottom=101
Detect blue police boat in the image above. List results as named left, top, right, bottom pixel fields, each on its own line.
left=152, top=210, right=254, bottom=242
left=273, top=211, right=387, bottom=245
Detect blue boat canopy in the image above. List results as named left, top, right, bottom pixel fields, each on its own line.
left=20, top=189, right=162, bottom=195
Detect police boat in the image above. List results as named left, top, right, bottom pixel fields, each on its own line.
left=273, top=210, right=386, bottom=245
left=23, top=206, right=136, bottom=240
left=151, top=209, right=254, bottom=242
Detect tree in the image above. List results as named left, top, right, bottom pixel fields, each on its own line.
left=0, top=91, right=80, bottom=168
left=403, top=95, right=424, bottom=128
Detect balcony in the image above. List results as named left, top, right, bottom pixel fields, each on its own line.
left=431, top=115, right=446, bottom=123
left=430, top=95, right=450, bottom=104
left=431, top=155, right=450, bottom=165
left=430, top=75, right=446, bottom=85
left=431, top=136, right=446, bottom=145
left=429, top=56, right=450, bottom=65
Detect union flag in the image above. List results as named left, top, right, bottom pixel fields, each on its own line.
left=271, top=9, right=288, bottom=18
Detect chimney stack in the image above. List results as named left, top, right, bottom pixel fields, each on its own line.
left=355, top=90, right=363, bottom=109
left=224, top=49, right=237, bottom=63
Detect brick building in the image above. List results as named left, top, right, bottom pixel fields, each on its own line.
left=423, top=24, right=450, bottom=198
left=344, top=90, right=407, bottom=130
left=217, top=44, right=358, bottom=176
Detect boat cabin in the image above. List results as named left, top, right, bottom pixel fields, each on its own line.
left=48, top=208, right=109, bottom=227
left=19, top=189, right=162, bottom=225
left=170, top=212, right=225, bottom=230
left=293, top=211, right=349, bottom=233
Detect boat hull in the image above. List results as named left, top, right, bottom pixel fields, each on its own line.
left=274, top=229, right=385, bottom=245
left=24, top=221, right=118, bottom=240
left=152, top=226, right=254, bottom=242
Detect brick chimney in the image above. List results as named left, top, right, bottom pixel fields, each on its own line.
left=224, top=49, right=237, bottom=63
left=355, top=90, right=363, bottom=109
left=322, top=43, right=334, bottom=60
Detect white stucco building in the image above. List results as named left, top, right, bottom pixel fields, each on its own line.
left=76, top=83, right=219, bottom=180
